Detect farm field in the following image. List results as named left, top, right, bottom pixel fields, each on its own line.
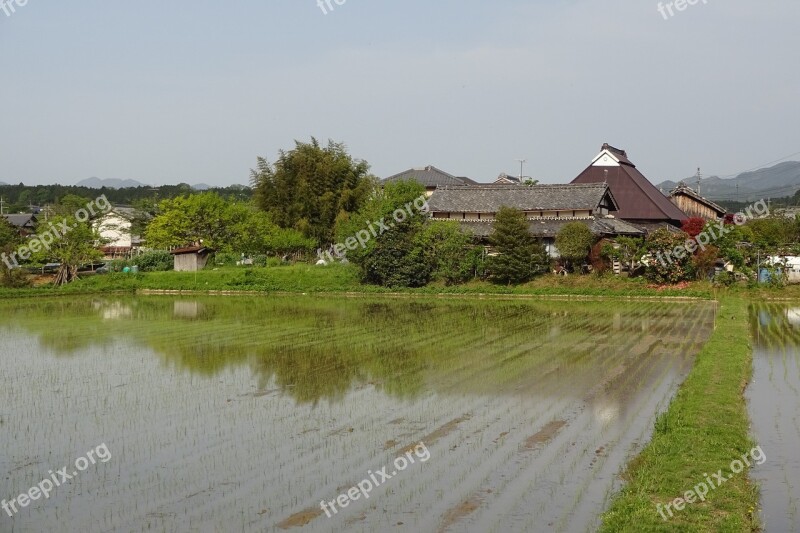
left=749, top=304, right=800, bottom=532
left=0, top=296, right=716, bottom=533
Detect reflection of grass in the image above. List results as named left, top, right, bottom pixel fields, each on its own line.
left=599, top=297, right=759, bottom=532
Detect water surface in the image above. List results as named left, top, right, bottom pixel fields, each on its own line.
left=749, top=304, right=800, bottom=532
left=0, top=296, right=716, bottom=532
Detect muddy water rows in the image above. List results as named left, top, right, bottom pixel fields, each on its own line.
left=0, top=297, right=716, bottom=533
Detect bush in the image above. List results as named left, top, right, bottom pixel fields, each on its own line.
left=643, top=228, right=694, bottom=284
left=131, top=250, right=174, bottom=272
left=111, top=250, right=174, bottom=272
left=0, top=267, right=31, bottom=288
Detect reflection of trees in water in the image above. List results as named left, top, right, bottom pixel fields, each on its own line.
left=0, top=297, right=714, bottom=404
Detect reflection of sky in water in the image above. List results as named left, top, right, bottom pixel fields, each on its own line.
left=0, top=297, right=716, bottom=533
left=748, top=304, right=800, bottom=533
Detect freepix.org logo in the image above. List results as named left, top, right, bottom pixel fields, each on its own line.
left=1, top=0, right=29, bottom=18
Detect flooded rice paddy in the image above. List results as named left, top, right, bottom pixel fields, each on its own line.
left=0, top=296, right=717, bottom=533
left=748, top=304, right=800, bottom=532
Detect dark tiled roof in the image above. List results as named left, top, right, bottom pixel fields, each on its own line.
left=2, top=214, right=36, bottom=227
left=669, top=184, right=727, bottom=216
left=428, top=184, right=616, bottom=213
left=170, top=246, right=212, bottom=255
left=572, top=144, right=687, bottom=223
left=457, top=217, right=644, bottom=238
left=382, top=166, right=473, bottom=188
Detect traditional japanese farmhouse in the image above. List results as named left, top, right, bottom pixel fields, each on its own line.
left=571, top=144, right=688, bottom=230
left=427, top=183, right=644, bottom=255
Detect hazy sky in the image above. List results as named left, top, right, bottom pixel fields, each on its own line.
left=1, top=0, right=798, bottom=187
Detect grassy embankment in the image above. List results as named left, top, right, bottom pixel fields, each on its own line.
left=600, top=297, right=759, bottom=532
left=0, top=263, right=716, bottom=299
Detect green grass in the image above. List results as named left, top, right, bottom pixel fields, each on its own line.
left=0, top=263, right=718, bottom=299
left=599, top=297, right=760, bottom=532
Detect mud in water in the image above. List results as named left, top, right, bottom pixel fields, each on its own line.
left=0, top=296, right=716, bottom=533
left=748, top=305, right=800, bottom=532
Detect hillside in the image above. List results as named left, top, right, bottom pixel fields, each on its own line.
left=76, top=177, right=149, bottom=189
left=657, top=161, right=800, bottom=202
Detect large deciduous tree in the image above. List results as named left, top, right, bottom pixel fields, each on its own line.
left=250, top=138, right=374, bottom=245
left=145, top=192, right=315, bottom=256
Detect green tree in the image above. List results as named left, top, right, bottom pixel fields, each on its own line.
left=486, top=207, right=548, bottom=284
left=337, top=180, right=435, bottom=287
left=417, top=221, right=482, bottom=285
left=251, top=138, right=374, bottom=245
left=41, top=217, right=104, bottom=285
left=748, top=216, right=797, bottom=250
left=0, top=218, right=30, bottom=287
left=555, top=222, right=596, bottom=272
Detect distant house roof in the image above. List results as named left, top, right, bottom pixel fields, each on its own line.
left=2, top=213, right=37, bottom=228
left=170, top=246, right=212, bottom=256
left=494, top=173, right=522, bottom=184
left=669, top=184, right=727, bottom=217
left=382, top=166, right=477, bottom=188
left=571, top=143, right=688, bottom=224
left=427, top=184, right=618, bottom=213
left=458, top=217, right=644, bottom=239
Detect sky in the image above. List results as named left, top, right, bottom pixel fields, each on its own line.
left=1, top=0, right=799, bottom=187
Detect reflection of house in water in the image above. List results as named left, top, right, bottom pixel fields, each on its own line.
left=786, top=308, right=800, bottom=327
left=174, top=301, right=204, bottom=319
left=92, top=301, right=133, bottom=320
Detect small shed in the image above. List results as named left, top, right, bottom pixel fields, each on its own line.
left=170, top=246, right=213, bottom=272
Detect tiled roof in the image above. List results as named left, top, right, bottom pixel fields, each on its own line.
left=457, top=217, right=644, bottom=238
left=2, top=214, right=36, bottom=227
left=382, top=166, right=474, bottom=188
left=428, top=184, right=616, bottom=213
left=572, top=144, right=688, bottom=223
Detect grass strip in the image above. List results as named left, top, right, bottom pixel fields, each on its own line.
left=599, top=296, right=759, bottom=532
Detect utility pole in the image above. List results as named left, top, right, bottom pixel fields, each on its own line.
left=515, top=159, right=527, bottom=181
left=0, top=196, right=6, bottom=215
left=695, top=168, right=702, bottom=195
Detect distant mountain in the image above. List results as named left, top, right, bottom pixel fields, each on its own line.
left=192, top=183, right=211, bottom=190
left=75, top=177, right=149, bottom=189
left=657, top=161, right=800, bottom=202
left=0, top=181, right=7, bottom=186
